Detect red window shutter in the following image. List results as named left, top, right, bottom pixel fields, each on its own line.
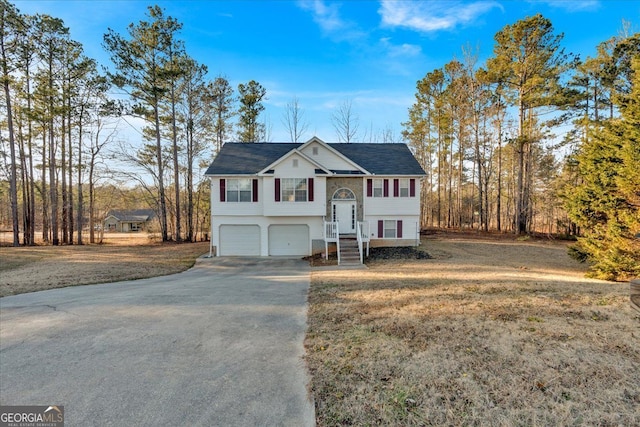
left=275, top=178, right=281, bottom=202
left=220, top=179, right=226, bottom=202
left=393, top=179, right=399, bottom=197
left=397, top=220, right=403, bottom=238
left=410, top=179, right=416, bottom=197
left=378, top=220, right=383, bottom=238
left=252, top=179, right=258, bottom=202
left=383, top=179, right=389, bottom=197
left=367, top=179, right=373, bottom=197
left=308, top=178, right=314, bottom=201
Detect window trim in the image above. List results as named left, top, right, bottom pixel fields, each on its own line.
left=399, top=178, right=409, bottom=197
left=377, top=219, right=403, bottom=239
left=220, top=178, right=258, bottom=203
left=373, top=179, right=383, bottom=198
left=276, top=177, right=314, bottom=202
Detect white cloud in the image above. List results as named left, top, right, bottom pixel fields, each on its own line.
left=297, top=0, right=366, bottom=41
left=298, top=0, right=344, bottom=32
left=379, top=0, right=502, bottom=32
left=529, top=0, right=601, bottom=11
left=380, top=37, right=422, bottom=57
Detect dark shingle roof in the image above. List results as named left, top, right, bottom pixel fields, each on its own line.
left=205, top=142, right=425, bottom=176
left=106, top=209, right=156, bottom=222
left=331, top=143, right=425, bottom=175
left=205, top=143, right=298, bottom=175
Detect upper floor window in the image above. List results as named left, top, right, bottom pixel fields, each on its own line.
left=220, top=178, right=258, bottom=202
left=371, top=178, right=416, bottom=198
left=283, top=178, right=307, bottom=202
left=275, top=178, right=314, bottom=202
left=373, top=179, right=383, bottom=197
left=399, top=179, right=409, bottom=197
left=368, top=178, right=389, bottom=198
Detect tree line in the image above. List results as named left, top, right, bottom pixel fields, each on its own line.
left=1, top=3, right=637, bottom=279
left=0, top=2, right=276, bottom=246
left=402, top=14, right=638, bottom=279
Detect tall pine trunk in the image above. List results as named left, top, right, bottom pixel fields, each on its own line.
left=1, top=23, right=19, bottom=246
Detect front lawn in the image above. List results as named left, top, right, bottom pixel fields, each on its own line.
left=305, top=237, right=639, bottom=426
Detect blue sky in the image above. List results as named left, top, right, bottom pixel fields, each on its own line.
left=12, top=0, right=640, bottom=143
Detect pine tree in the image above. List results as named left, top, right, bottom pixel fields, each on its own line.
left=486, top=14, right=573, bottom=234
left=237, top=80, right=266, bottom=142
left=103, top=5, right=183, bottom=241
left=565, top=58, right=640, bottom=280
left=209, top=75, right=234, bottom=153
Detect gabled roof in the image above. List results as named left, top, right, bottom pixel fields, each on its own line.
left=204, top=140, right=426, bottom=176
left=331, top=144, right=425, bottom=175
left=105, top=209, right=156, bottom=222
left=205, top=143, right=298, bottom=175
left=257, top=148, right=331, bottom=176
left=298, top=137, right=369, bottom=174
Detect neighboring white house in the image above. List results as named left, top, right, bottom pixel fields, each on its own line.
left=205, top=137, right=426, bottom=263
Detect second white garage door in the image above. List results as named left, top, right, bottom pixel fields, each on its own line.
left=268, top=225, right=310, bottom=256
left=219, top=225, right=260, bottom=256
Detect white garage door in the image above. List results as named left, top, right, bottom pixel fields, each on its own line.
left=219, top=225, right=260, bottom=256
left=268, top=225, right=310, bottom=256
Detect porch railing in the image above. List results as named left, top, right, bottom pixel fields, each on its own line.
left=356, top=221, right=370, bottom=264
left=324, top=221, right=339, bottom=263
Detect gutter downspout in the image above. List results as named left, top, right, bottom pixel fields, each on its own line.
left=208, top=177, right=214, bottom=258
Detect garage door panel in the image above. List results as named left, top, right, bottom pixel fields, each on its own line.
left=220, top=225, right=260, bottom=256
left=269, top=225, right=309, bottom=256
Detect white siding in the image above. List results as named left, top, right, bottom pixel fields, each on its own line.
left=362, top=215, right=421, bottom=243
left=363, top=177, right=421, bottom=216
left=211, top=178, right=264, bottom=216
left=300, top=142, right=356, bottom=171
left=262, top=177, right=327, bottom=217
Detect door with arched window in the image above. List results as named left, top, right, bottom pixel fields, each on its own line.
left=331, top=188, right=356, bottom=234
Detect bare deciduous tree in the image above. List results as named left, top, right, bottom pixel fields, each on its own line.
left=282, top=96, right=309, bottom=142
left=332, top=99, right=359, bottom=143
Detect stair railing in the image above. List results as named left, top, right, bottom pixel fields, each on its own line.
left=323, top=220, right=339, bottom=263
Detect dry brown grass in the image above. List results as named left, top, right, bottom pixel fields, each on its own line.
left=0, top=237, right=209, bottom=297
left=305, top=237, right=640, bottom=426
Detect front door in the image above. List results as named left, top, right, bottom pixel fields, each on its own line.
left=333, top=201, right=356, bottom=234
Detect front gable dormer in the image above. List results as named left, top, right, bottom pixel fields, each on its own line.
left=299, top=137, right=369, bottom=175
left=258, top=148, right=330, bottom=177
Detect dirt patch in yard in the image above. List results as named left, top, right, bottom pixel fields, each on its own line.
left=305, top=237, right=639, bottom=426
left=0, top=241, right=209, bottom=297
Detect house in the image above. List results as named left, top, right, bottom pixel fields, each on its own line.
left=204, top=137, right=426, bottom=264
left=103, top=209, right=156, bottom=232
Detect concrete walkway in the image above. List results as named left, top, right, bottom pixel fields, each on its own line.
left=0, top=257, right=315, bottom=426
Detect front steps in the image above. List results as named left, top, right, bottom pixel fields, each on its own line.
left=339, top=235, right=361, bottom=266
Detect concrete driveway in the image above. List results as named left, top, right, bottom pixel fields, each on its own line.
left=0, top=257, right=315, bottom=426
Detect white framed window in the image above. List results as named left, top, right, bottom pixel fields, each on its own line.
left=282, top=178, right=307, bottom=202
left=227, top=178, right=252, bottom=202
left=399, top=179, right=409, bottom=197
left=378, top=219, right=403, bottom=239
left=373, top=179, right=383, bottom=197
left=384, top=220, right=396, bottom=238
